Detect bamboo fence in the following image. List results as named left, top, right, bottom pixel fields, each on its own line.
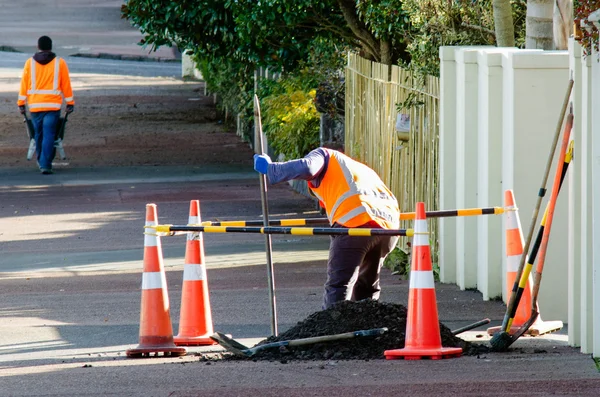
left=345, top=52, right=440, bottom=260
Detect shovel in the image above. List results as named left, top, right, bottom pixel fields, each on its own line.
left=211, top=328, right=388, bottom=358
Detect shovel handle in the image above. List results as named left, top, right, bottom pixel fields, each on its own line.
left=287, top=327, right=388, bottom=347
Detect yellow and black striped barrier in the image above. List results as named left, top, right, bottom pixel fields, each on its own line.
left=147, top=224, right=417, bottom=237
left=200, top=206, right=506, bottom=227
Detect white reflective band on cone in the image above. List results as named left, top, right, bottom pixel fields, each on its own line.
left=183, top=264, right=206, bottom=281
left=506, top=213, right=519, bottom=229
left=145, top=220, right=158, bottom=246
left=142, top=272, right=165, bottom=290
left=507, top=255, right=521, bottom=272
left=409, top=270, right=435, bottom=289
left=413, top=220, right=429, bottom=246
left=187, top=215, right=200, bottom=240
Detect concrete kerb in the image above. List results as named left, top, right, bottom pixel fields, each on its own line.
left=70, top=53, right=181, bottom=63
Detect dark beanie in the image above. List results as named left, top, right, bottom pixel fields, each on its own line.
left=38, top=36, right=52, bottom=51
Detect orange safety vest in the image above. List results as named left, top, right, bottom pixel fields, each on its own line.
left=308, top=149, right=400, bottom=229
left=17, top=56, right=74, bottom=112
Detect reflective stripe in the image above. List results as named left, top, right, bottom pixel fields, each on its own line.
left=183, top=264, right=206, bottom=281
left=142, top=271, right=164, bottom=290
left=412, top=219, right=429, bottom=246
left=53, top=57, right=60, bottom=89
left=64, top=96, right=73, bottom=102
left=187, top=215, right=200, bottom=241
left=28, top=102, right=62, bottom=109
left=336, top=206, right=368, bottom=225
left=330, top=190, right=356, bottom=218
left=28, top=89, right=62, bottom=95
left=413, top=233, right=429, bottom=247
left=507, top=255, right=521, bottom=272
left=409, top=270, right=435, bottom=289
left=30, top=58, right=36, bottom=91
left=145, top=220, right=158, bottom=247
left=505, top=212, right=519, bottom=230
left=18, top=95, right=27, bottom=100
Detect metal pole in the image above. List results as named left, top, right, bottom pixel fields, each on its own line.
left=254, top=93, right=278, bottom=336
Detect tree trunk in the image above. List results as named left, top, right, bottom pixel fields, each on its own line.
left=526, top=0, right=555, bottom=49
left=553, top=0, right=573, bottom=50
left=380, top=40, right=392, bottom=67
left=493, top=0, right=515, bottom=47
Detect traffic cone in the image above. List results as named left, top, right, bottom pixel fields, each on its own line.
left=487, top=190, right=563, bottom=336
left=385, top=202, right=462, bottom=360
left=174, top=200, right=217, bottom=346
left=126, top=204, right=187, bottom=358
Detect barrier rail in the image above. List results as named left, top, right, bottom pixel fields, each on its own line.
left=147, top=225, right=417, bottom=237
left=200, top=207, right=507, bottom=227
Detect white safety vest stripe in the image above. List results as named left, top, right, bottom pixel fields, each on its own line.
left=28, top=103, right=61, bottom=110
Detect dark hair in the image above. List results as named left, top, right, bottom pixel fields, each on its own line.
left=38, top=36, right=52, bottom=51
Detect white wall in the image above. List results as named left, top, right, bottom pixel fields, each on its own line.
left=501, top=50, right=570, bottom=321
left=440, top=21, right=600, bottom=358
left=588, top=11, right=600, bottom=357
left=455, top=48, right=480, bottom=290
left=439, top=47, right=458, bottom=284
left=476, top=48, right=521, bottom=301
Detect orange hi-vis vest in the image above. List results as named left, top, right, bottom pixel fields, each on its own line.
left=308, top=149, right=400, bottom=229
left=17, top=57, right=74, bottom=112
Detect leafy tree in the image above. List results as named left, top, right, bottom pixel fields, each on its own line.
left=122, top=0, right=412, bottom=68
left=574, top=0, right=600, bottom=54
left=402, top=0, right=526, bottom=76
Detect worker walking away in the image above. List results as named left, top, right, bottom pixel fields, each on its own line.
left=254, top=146, right=400, bottom=309
left=17, top=36, right=74, bottom=175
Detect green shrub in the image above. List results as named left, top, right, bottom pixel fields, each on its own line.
left=260, top=74, right=321, bottom=160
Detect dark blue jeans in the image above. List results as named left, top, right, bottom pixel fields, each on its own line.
left=31, top=110, right=59, bottom=170
left=323, top=223, right=399, bottom=309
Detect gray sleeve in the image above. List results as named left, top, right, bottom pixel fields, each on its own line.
left=267, top=148, right=327, bottom=185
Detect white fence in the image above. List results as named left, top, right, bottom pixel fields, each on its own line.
left=439, top=12, right=600, bottom=357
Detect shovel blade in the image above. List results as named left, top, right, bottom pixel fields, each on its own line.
left=210, top=332, right=251, bottom=358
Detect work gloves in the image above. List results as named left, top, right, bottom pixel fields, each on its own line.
left=66, top=105, right=74, bottom=114
left=253, top=154, right=271, bottom=174
left=18, top=105, right=26, bottom=115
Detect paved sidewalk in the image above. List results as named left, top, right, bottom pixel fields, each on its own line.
left=0, top=0, right=178, bottom=61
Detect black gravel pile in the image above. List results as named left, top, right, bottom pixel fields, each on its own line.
left=226, top=299, right=488, bottom=361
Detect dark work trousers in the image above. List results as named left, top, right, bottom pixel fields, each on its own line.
left=323, top=223, right=399, bottom=309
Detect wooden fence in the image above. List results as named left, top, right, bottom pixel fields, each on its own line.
left=345, top=52, right=440, bottom=259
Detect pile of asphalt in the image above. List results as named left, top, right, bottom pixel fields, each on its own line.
left=220, top=299, right=488, bottom=361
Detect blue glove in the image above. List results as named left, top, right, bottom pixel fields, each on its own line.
left=254, top=154, right=271, bottom=174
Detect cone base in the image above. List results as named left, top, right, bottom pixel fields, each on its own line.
left=384, top=346, right=462, bottom=360
left=174, top=334, right=217, bottom=346
left=126, top=345, right=187, bottom=358
left=487, top=320, right=563, bottom=337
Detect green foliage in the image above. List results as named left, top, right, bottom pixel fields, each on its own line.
left=574, top=0, right=600, bottom=55
left=356, top=0, right=412, bottom=64
left=384, top=240, right=440, bottom=281
left=401, top=0, right=527, bottom=76
left=383, top=243, right=411, bottom=279
left=259, top=72, right=321, bottom=160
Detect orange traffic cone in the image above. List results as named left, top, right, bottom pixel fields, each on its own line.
left=385, top=202, right=462, bottom=360
left=174, top=200, right=217, bottom=346
left=126, top=204, right=187, bottom=358
left=487, top=190, right=563, bottom=336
